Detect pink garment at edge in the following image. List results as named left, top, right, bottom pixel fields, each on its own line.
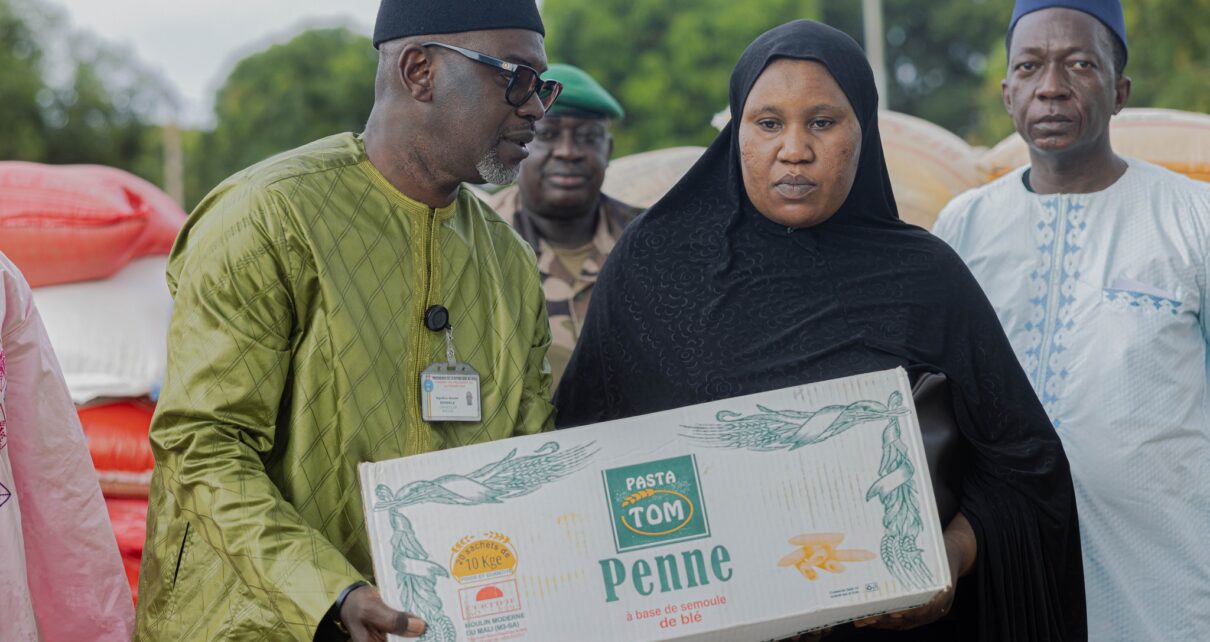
left=0, top=251, right=134, bottom=640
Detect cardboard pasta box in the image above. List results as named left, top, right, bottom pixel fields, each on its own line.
left=359, top=367, right=950, bottom=642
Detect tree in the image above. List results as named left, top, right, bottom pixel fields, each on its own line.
left=0, top=0, right=48, bottom=159
left=1121, top=0, right=1210, bottom=114
left=542, top=0, right=1020, bottom=152
left=39, top=37, right=176, bottom=182
left=543, top=0, right=821, bottom=157
left=1, top=0, right=175, bottom=185
left=192, top=27, right=377, bottom=203
left=821, top=0, right=1013, bottom=143
left=547, top=0, right=1209, bottom=154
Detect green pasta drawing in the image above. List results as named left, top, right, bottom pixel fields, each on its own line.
left=373, top=441, right=597, bottom=642
left=682, top=391, right=935, bottom=589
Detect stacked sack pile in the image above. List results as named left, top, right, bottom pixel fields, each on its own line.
left=877, top=111, right=984, bottom=228
left=0, top=161, right=185, bottom=603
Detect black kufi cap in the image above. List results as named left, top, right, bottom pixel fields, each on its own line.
left=373, top=0, right=545, bottom=49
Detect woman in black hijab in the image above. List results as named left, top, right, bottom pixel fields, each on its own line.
left=555, top=20, right=1085, bottom=641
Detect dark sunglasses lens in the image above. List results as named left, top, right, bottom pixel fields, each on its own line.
left=537, top=81, right=562, bottom=111
left=507, top=68, right=540, bottom=106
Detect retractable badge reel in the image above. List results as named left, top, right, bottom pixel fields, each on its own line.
left=420, top=305, right=482, bottom=422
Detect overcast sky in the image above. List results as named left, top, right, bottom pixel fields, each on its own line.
left=49, top=0, right=382, bottom=126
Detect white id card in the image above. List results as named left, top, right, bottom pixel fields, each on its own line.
left=420, top=362, right=481, bottom=422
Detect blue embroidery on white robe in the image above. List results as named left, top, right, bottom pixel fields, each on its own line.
left=1102, top=288, right=1182, bottom=315
left=1024, top=197, right=1088, bottom=427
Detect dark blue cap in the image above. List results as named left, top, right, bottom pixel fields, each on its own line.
left=1007, top=0, right=1127, bottom=64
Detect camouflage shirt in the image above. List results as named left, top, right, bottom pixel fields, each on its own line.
left=488, top=190, right=641, bottom=387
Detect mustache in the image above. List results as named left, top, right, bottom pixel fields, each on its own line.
left=543, top=164, right=591, bottom=177
left=499, top=125, right=535, bottom=142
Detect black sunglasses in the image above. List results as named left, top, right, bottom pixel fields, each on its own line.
left=422, top=42, right=563, bottom=111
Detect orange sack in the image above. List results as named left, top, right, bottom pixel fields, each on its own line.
left=79, top=401, right=155, bottom=497
left=105, top=497, right=148, bottom=604
left=0, top=162, right=186, bottom=287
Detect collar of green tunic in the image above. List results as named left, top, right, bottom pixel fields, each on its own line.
left=354, top=134, right=461, bottom=222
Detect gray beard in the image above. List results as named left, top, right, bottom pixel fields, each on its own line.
left=476, top=144, right=520, bottom=185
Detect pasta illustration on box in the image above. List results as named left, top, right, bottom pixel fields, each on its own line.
left=360, top=368, right=950, bottom=642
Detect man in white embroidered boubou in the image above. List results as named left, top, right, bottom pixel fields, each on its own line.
left=933, top=1, right=1210, bottom=639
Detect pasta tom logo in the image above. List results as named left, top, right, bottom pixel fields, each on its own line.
left=603, top=455, right=710, bottom=553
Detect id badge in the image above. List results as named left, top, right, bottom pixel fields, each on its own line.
left=420, top=362, right=481, bottom=422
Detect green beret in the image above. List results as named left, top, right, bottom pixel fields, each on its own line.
left=543, top=63, right=624, bottom=120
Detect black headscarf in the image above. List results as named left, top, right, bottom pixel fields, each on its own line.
left=555, top=20, right=1085, bottom=641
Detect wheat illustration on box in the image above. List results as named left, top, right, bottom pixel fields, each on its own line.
left=683, top=390, right=935, bottom=590
left=372, top=441, right=597, bottom=642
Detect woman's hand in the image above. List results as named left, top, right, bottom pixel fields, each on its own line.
left=851, top=512, right=976, bottom=631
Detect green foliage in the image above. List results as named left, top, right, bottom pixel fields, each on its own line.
left=40, top=41, right=174, bottom=180
left=0, top=0, right=173, bottom=184
left=1122, top=0, right=1210, bottom=114
left=971, top=45, right=1016, bottom=147
left=543, top=0, right=1016, bottom=151
left=0, top=0, right=47, bottom=159
left=192, top=27, right=377, bottom=204
left=546, top=0, right=1210, bottom=151
left=2, top=2, right=375, bottom=209
left=543, top=0, right=821, bottom=156
left=821, top=0, right=1014, bottom=144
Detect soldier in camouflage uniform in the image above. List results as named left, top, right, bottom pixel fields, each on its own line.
left=487, top=64, right=642, bottom=387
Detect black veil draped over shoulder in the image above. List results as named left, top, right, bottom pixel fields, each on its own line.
left=554, top=20, right=1085, bottom=641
